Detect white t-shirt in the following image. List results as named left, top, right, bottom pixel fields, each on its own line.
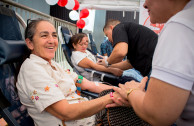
left=16, top=54, right=95, bottom=126
left=151, top=0, right=194, bottom=125
left=71, top=50, right=100, bottom=81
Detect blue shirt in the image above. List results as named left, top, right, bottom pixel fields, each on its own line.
left=100, top=40, right=113, bottom=56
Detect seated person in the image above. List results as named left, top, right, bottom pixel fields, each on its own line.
left=100, top=36, right=113, bottom=57
left=16, top=19, right=125, bottom=126
left=100, top=37, right=127, bottom=60
left=70, top=33, right=143, bottom=82
left=69, top=33, right=123, bottom=81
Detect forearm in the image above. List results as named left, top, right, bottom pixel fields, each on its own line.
left=107, top=42, right=128, bottom=64
left=82, top=78, right=113, bottom=93
left=128, top=91, right=152, bottom=124
left=128, top=90, right=174, bottom=126
left=89, top=82, right=113, bottom=93
left=47, top=95, right=112, bottom=121
left=65, top=95, right=112, bottom=121
left=87, top=63, right=117, bottom=75
left=107, top=51, right=124, bottom=64
left=78, top=58, right=113, bottom=74
left=91, top=64, right=112, bottom=73
left=110, top=60, right=132, bottom=70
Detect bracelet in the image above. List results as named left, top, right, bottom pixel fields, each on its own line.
left=126, top=88, right=139, bottom=98
left=104, top=58, right=109, bottom=67
left=110, top=92, right=113, bottom=98
left=104, top=56, right=111, bottom=67
left=105, top=59, right=111, bottom=67
left=75, top=75, right=83, bottom=95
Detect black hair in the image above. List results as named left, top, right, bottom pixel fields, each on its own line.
left=69, top=33, right=88, bottom=49
left=103, top=19, right=120, bottom=31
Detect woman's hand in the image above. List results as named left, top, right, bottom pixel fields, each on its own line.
left=106, top=92, right=130, bottom=108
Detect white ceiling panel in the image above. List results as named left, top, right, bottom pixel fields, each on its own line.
left=78, top=0, right=141, bottom=11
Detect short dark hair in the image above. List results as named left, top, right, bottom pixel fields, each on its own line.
left=103, top=19, right=121, bottom=31
left=69, top=33, right=88, bottom=49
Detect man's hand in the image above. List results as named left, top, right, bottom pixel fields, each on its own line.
left=114, top=77, right=148, bottom=99
left=106, top=77, right=148, bottom=108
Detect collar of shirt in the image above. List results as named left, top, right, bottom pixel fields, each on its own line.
left=30, top=54, right=56, bottom=68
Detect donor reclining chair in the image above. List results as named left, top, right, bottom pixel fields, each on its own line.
left=58, top=26, right=99, bottom=98
left=0, top=6, right=34, bottom=126
left=88, top=33, right=99, bottom=55
left=58, top=26, right=135, bottom=86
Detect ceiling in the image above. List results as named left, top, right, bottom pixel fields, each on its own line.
left=78, top=0, right=142, bottom=11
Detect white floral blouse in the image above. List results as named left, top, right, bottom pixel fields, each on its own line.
left=16, top=54, right=95, bottom=126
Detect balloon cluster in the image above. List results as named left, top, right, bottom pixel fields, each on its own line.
left=45, top=0, right=89, bottom=29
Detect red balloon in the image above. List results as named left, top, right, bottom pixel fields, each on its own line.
left=57, top=0, right=68, bottom=7
left=80, top=8, right=89, bottom=19
left=73, top=0, right=79, bottom=10
left=76, top=19, right=85, bottom=29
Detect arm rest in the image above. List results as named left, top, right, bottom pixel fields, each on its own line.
left=81, top=90, right=98, bottom=99
left=84, top=68, right=119, bottom=86
left=0, top=38, right=28, bottom=65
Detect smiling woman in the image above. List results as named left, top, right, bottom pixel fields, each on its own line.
left=25, top=19, right=58, bottom=64
left=15, top=18, right=126, bottom=126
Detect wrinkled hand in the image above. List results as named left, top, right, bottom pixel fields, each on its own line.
left=106, top=92, right=130, bottom=108
left=97, top=57, right=107, bottom=67
left=114, top=77, right=148, bottom=100
left=110, top=67, right=123, bottom=76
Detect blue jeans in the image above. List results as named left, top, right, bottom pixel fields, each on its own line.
left=122, top=68, right=143, bottom=82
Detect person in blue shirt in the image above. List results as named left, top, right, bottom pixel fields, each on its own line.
left=100, top=37, right=113, bottom=57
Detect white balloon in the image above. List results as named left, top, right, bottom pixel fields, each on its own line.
left=69, top=10, right=79, bottom=21
left=82, top=18, right=89, bottom=26
left=65, top=0, right=75, bottom=10
left=45, top=0, right=58, bottom=5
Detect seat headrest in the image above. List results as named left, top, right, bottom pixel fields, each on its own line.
left=0, top=37, right=28, bottom=65
left=63, top=33, right=71, bottom=44
left=61, top=26, right=70, bottom=35
left=60, top=26, right=72, bottom=44
left=0, top=6, right=22, bottom=40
